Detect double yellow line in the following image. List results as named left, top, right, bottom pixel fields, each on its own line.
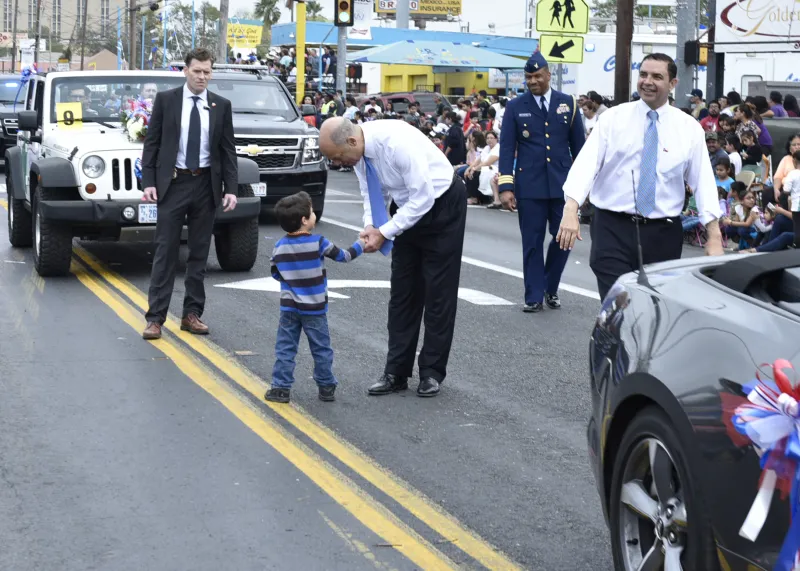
left=1, top=197, right=522, bottom=570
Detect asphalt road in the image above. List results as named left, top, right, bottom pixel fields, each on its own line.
left=1, top=171, right=707, bottom=569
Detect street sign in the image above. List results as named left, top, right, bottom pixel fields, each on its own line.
left=536, top=0, right=589, bottom=34
left=538, top=34, right=585, bottom=64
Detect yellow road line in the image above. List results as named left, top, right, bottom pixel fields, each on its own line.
left=0, top=198, right=7, bottom=208
left=69, top=258, right=458, bottom=571
left=73, top=245, right=523, bottom=571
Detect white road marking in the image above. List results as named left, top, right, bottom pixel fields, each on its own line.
left=0, top=184, right=6, bottom=194
left=324, top=199, right=365, bottom=204
left=215, top=277, right=514, bottom=305
left=320, top=217, right=601, bottom=300
left=326, top=188, right=356, bottom=197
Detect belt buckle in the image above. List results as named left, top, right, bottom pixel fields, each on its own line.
left=191, top=169, right=199, bottom=176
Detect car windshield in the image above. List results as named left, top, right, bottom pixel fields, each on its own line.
left=0, top=78, right=23, bottom=105
left=49, top=75, right=184, bottom=123
left=207, top=78, right=298, bottom=120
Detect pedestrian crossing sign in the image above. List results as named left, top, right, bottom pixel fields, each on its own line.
left=536, top=0, right=589, bottom=35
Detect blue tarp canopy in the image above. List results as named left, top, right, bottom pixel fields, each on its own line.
left=347, top=40, right=525, bottom=70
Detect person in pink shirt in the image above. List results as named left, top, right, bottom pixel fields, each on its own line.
left=700, top=100, right=720, bottom=131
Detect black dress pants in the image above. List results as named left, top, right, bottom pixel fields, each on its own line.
left=385, top=177, right=467, bottom=382
left=589, top=208, right=683, bottom=301
left=145, top=172, right=216, bottom=324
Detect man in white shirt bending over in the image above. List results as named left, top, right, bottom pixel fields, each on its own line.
left=318, top=117, right=468, bottom=398
left=556, top=53, right=724, bottom=300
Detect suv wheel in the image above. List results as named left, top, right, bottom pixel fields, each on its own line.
left=609, top=406, right=718, bottom=571
left=214, top=184, right=258, bottom=272
left=7, top=171, right=33, bottom=247
left=32, top=185, right=73, bottom=277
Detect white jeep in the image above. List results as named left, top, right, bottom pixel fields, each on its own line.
left=5, top=70, right=262, bottom=277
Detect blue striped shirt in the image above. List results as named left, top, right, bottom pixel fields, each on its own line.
left=270, top=233, right=364, bottom=314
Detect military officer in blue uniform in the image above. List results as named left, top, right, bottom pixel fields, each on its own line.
left=498, top=51, right=585, bottom=312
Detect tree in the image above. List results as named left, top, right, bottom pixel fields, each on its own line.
left=306, top=1, right=329, bottom=21
left=254, top=0, right=282, bottom=47
left=590, top=0, right=708, bottom=32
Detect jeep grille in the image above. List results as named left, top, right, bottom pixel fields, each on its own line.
left=111, top=158, right=142, bottom=191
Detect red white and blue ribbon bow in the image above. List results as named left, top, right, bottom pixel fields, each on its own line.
left=732, top=359, right=800, bottom=571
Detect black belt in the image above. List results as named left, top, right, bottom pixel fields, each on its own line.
left=174, top=167, right=210, bottom=177
left=599, top=208, right=678, bottom=225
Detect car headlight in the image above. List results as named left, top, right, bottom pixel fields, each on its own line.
left=302, top=136, right=322, bottom=164
left=82, top=155, right=105, bottom=178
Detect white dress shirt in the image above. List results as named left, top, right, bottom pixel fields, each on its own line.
left=355, top=120, right=454, bottom=240
left=176, top=84, right=211, bottom=169
left=534, top=88, right=552, bottom=113
left=563, top=99, right=721, bottom=224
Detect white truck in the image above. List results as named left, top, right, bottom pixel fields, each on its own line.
left=5, top=70, right=262, bottom=277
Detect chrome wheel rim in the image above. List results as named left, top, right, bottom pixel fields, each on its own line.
left=619, top=438, right=687, bottom=571
left=35, top=207, right=41, bottom=255
left=8, top=194, right=13, bottom=229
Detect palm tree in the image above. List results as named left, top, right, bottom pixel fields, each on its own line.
left=306, top=0, right=327, bottom=21
left=254, top=0, right=281, bottom=28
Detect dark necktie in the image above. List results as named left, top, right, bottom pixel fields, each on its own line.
left=539, top=96, right=547, bottom=113
left=186, top=95, right=201, bottom=170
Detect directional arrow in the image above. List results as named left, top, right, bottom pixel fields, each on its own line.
left=215, top=277, right=514, bottom=306
left=548, top=40, right=574, bottom=59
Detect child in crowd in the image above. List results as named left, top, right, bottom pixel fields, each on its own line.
left=714, top=156, right=735, bottom=194
left=740, top=130, right=764, bottom=172
left=722, top=189, right=760, bottom=249
left=266, top=191, right=364, bottom=404
left=724, top=134, right=743, bottom=176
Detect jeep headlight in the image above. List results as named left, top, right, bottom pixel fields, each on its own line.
left=302, top=136, right=322, bottom=164
left=82, top=155, right=105, bottom=178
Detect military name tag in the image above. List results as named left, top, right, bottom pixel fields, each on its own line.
left=519, top=112, right=532, bottom=117
left=522, top=130, right=530, bottom=138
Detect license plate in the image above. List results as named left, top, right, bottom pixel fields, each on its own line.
left=252, top=182, right=267, bottom=197
left=138, top=203, right=158, bottom=223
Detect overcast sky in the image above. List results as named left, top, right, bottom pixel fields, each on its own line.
left=227, top=0, right=532, bottom=39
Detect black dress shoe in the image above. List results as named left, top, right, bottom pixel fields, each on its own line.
left=545, top=293, right=561, bottom=309
left=417, top=377, right=440, bottom=397
left=367, top=373, right=408, bottom=396
left=523, top=302, right=543, bottom=313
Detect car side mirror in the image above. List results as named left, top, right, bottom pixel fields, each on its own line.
left=17, top=110, right=37, bottom=131
left=300, top=104, right=316, bottom=117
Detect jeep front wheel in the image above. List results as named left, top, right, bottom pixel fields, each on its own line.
left=7, top=171, right=32, bottom=247
left=32, top=186, right=73, bottom=277
left=214, top=185, right=258, bottom=272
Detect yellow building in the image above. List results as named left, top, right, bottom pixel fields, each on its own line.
left=380, top=64, right=510, bottom=97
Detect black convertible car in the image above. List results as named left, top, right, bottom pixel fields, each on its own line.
left=588, top=249, right=800, bottom=570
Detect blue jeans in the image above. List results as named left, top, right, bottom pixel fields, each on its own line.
left=272, top=312, right=337, bottom=389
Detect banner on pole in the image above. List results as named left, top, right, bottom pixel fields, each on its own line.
left=348, top=0, right=373, bottom=40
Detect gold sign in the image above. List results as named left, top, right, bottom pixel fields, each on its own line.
left=226, top=20, right=264, bottom=49
left=375, top=0, right=462, bottom=16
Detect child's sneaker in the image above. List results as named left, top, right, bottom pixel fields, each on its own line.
left=265, top=387, right=291, bottom=403
left=318, top=385, right=336, bottom=402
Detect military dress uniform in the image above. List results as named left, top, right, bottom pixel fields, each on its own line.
left=498, top=52, right=585, bottom=310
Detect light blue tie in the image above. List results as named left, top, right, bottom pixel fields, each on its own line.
left=363, top=157, right=393, bottom=256
left=636, top=110, right=659, bottom=217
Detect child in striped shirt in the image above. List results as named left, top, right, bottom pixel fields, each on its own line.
left=265, top=191, right=364, bottom=404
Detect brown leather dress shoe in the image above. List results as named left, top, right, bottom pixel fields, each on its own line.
left=142, top=322, right=162, bottom=340
left=181, top=313, right=209, bottom=335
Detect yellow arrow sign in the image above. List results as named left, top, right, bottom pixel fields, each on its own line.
left=538, top=34, right=585, bottom=64
left=536, top=0, right=589, bottom=34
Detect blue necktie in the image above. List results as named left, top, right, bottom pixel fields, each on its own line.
left=636, top=110, right=659, bottom=217
left=363, top=157, right=393, bottom=256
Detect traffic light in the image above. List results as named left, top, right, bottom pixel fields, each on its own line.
left=335, top=0, right=353, bottom=26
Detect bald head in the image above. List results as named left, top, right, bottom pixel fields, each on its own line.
left=319, top=117, right=365, bottom=167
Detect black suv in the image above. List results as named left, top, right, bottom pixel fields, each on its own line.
left=0, top=74, right=23, bottom=162
left=171, top=64, right=327, bottom=219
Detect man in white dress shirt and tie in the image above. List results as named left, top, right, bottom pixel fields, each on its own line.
left=319, top=117, right=468, bottom=398
left=556, top=53, right=724, bottom=300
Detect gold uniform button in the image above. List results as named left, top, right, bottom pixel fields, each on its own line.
left=547, top=158, right=551, bottom=162
left=546, top=145, right=550, bottom=150
left=546, top=134, right=550, bottom=138
left=545, top=122, right=549, bottom=126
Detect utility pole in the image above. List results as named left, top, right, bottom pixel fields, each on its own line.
left=11, top=0, right=19, bottom=71
left=295, top=0, right=305, bottom=104
left=129, top=0, right=137, bottom=69
left=336, top=26, right=346, bottom=94
left=614, top=0, right=633, bottom=104
left=705, top=0, right=718, bottom=101
left=396, top=0, right=409, bottom=29
left=80, top=0, right=88, bottom=69
left=33, top=0, right=42, bottom=64
left=218, top=0, right=229, bottom=63
left=675, top=0, right=696, bottom=108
